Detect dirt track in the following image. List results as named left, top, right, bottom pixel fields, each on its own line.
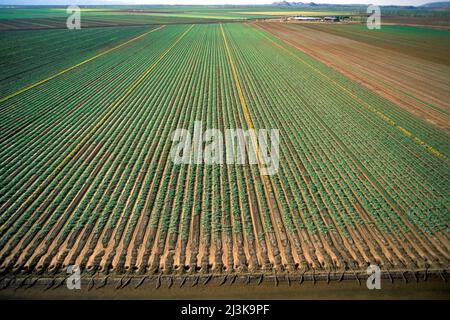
left=256, top=22, right=450, bottom=133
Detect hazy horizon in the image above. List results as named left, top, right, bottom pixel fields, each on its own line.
left=0, top=0, right=443, bottom=7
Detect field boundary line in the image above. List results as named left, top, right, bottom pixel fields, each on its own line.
left=0, top=25, right=166, bottom=104
left=253, top=24, right=449, bottom=162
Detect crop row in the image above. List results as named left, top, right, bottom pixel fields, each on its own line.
left=0, top=23, right=448, bottom=277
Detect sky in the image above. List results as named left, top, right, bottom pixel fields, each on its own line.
left=0, top=0, right=439, bottom=6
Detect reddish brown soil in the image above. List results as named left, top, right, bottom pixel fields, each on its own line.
left=256, top=22, right=450, bottom=133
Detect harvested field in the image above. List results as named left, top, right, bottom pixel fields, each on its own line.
left=1, top=275, right=448, bottom=299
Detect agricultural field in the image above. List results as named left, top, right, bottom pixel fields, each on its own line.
left=257, top=22, right=450, bottom=132
left=0, top=5, right=449, bottom=298
left=0, top=6, right=317, bottom=31
left=0, top=26, right=151, bottom=97
left=1, top=5, right=448, bottom=31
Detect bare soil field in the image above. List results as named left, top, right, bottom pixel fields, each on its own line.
left=0, top=274, right=448, bottom=299
left=293, top=23, right=450, bottom=65
left=256, top=22, right=450, bottom=132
